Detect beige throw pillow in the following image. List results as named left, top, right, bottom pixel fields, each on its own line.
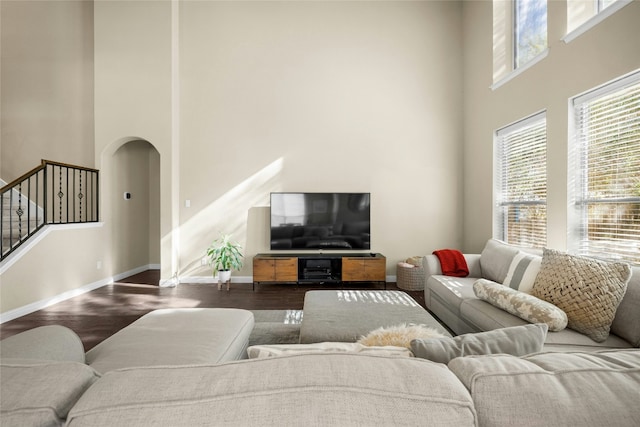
left=530, top=249, right=631, bottom=343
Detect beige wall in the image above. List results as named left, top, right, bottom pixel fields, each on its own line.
left=178, top=1, right=464, bottom=278
left=0, top=225, right=107, bottom=313
left=0, top=0, right=94, bottom=182
left=462, top=0, right=640, bottom=253
left=93, top=0, right=173, bottom=280
left=1, top=0, right=162, bottom=316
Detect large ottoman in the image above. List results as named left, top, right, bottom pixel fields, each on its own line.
left=299, top=290, right=450, bottom=343
left=86, top=308, right=254, bottom=373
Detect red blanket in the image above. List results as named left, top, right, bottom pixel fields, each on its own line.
left=433, top=249, right=469, bottom=277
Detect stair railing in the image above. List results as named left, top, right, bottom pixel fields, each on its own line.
left=1, top=160, right=99, bottom=262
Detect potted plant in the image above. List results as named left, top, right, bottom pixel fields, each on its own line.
left=206, top=233, right=244, bottom=284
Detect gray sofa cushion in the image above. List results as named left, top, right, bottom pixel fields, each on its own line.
left=411, top=323, right=547, bottom=364
left=0, top=360, right=100, bottom=427
left=479, top=239, right=520, bottom=283
left=610, top=266, right=640, bottom=347
left=67, top=354, right=477, bottom=426
left=86, top=308, right=254, bottom=373
left=449, top=349, right=640, bottom=427
left=0, top=325, right=85, bottom=363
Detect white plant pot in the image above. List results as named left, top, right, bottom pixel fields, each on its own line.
left=218, top=270, right=232, bottom=283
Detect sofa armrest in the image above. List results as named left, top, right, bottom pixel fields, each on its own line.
left=423, top=254, right=482, bottom=279
left=0, top=325, right=85, bottom=363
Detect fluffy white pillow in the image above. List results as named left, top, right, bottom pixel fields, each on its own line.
left=503, top=251, right=541, bottom=294
left=357, top=323, right=447, bottom=348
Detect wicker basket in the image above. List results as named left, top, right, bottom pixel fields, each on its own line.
left=396, top=263, right=425, bottom=291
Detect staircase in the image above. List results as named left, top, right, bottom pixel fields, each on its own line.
left=1, top=160, right=99, bottom=261
left=1, top=188, right=44, bottom=256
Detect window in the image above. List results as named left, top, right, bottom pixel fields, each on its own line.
left=493, top=0, right=548, bottom=89
left=570, top=71, right=640, bottom=264
left=514, top=0, right=547, bottom=69
left=495, top=112, right=547, bottom=248
left=566, top=0, right=632, bottom=42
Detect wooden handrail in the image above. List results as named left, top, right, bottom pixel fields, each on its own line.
left=0, top=160, right=98, bottom=193
left=0, top=164, right=45, bottom=193
left=42, top=159, right=99, bottom=173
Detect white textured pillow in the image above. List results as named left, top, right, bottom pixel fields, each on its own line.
left=474, top=279, right=568, bottom=331
left=503, top=251, right=541, bottom=293
left=247, top=342, right=413, bottom=359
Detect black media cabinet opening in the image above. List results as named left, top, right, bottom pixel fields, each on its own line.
left=298, top=257, right=342, bottom=283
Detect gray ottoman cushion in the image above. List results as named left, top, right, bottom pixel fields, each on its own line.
left=86, top=308, right=254, bottom=373
left=67, top=354, right=477, bottom=426
left=299, top=290, right=450, bottom=343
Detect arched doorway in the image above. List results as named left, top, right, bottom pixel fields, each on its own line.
left=109, top=139, right=161, bottom=278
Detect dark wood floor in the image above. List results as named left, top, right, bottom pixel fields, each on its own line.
left=0, top=270, right=424, bottom=351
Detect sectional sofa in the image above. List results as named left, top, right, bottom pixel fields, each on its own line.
left=424, top=239, right=640, bottom=352
left=2, top=241, right=640, bottom=426
left=2, top=320, right=639, bottom=426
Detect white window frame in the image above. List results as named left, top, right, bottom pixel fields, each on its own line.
left=568, top=69, right=640, bottom=264
left=492, top=0, right=549, bottom=90
left=494, top=111, right=548, bottom=248
left=564, top=0, right=632, bottom=43
left=513, top=0, right=548, bottom=70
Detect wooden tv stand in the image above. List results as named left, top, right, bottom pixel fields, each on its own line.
left=252, top=253, right=386, bottom=289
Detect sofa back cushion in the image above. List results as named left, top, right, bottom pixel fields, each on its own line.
left=611, top=266, right=640, bottom=347
left=67, top=354, right=477, bottom=426
left=411, top=323, right=547, bottom=364
left=449, top=349, right=640, bottom=427
left=1, top=360, right=100, bottom=427
left=480, top=239, right=520, bottom=283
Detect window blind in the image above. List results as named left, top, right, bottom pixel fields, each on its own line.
left=495, top=113, right=547, bottom=248
left=572, top=71, right=640, bottom=264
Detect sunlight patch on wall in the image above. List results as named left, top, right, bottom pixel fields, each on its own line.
left=178, top=158, right=284, bottom=277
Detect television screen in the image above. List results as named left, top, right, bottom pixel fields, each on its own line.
left=270, top=192, right=371, bottom=250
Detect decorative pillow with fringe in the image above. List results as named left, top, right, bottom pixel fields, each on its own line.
left=530, top=248, right=631, bottom=342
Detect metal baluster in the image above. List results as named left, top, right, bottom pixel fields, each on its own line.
left=17, top=183, right=23, bottom=240
left=58, top=166, right=63, bottom=223
left=79, top=170, right=83, bottom=222
left=66, top=167, right=70, bottom=223
left=27, top=176, right=31, bottom=236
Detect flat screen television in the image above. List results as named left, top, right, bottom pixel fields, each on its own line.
left=270, top=192, right=371, bottom=250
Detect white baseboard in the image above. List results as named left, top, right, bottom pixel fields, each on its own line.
left=0, top=264, right=159, bottom=324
